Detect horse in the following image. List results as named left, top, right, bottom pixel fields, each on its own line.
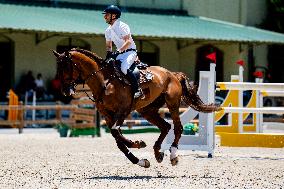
left=53, top=48, right=221, bottom=168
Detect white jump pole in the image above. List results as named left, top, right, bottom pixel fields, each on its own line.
left=222, top=107, right=284, bottom=114
left=217, top=82, right=284, bottom=91
left=216, top=63, right=284, bottom=134
left=261, top=91, right=284, bottom=97
left=259, top=91, right=284, bottom=133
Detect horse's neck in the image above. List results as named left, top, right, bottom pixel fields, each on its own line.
left=80, top=59, right=105, bottom=98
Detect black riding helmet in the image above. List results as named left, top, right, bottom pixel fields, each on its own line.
left=103, top=5, right=121, bottom=18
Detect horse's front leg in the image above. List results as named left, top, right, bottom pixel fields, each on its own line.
left=107, top=117, right=146, bottom=149
left=100, top=105, right=146, bottom=149
left=115, top=138, right=150, bottom=168
left=106, top=116, right=149, bottom=167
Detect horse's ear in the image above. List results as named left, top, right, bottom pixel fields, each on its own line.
left=52, top=50, right=60, bottom=58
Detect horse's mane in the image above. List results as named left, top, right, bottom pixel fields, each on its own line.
left=71, top=48, right=104, bottom=65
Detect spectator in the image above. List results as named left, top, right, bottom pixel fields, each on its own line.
left=50, top=75, right=72, bottom=103
left=35, top=73, right=45, bottom=100
left=16, top=70, right=36, bottom=100
left=25, top=71, right=36, bottom=92
left=51, top=75, right=61, bottom=101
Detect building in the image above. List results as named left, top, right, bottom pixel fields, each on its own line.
left=0, top=0, right=284, bottom=101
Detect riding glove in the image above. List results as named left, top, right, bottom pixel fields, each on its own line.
left=106, top=51, right=120, bottom=59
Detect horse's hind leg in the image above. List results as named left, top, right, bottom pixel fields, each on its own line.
left=167, top=105, right=183, bottom=166
left=138, top=94, right=171, bottom=163
left=165, top=84, right=183, bottom=166
left=139, top=110, right=171, bottom=163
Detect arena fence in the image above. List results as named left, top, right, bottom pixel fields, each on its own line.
left=0, top=102, right=100, bottom=136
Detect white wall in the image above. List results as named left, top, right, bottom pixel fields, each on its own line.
left=120, top=0, right=182, bottom=10
left=184, top=0, right=267, bottom=26
left=55, top=0, right=267, bottom=26
left=178, top=42, right=249, bottom=81
left=56, top=0, right=183, bottom=10
left=6, top=33, right=106, bottom=88
left=152, top=40, right=180, bottom=71
left=185, top=0, right=242, bottom=24
left=183, top=0, right=268, bottom=77
left=8, top=33, right=56, bottom=86
left=246, top=0, right=267, bottom=26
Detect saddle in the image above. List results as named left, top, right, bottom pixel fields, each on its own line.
left=106, top=58, right=154, bottom=86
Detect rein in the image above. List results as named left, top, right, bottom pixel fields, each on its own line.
left=83, top=63, right=109, bottom=84
left=82, top=66, right=106, bottom=103
left=69, top=54, right=114, bottom=103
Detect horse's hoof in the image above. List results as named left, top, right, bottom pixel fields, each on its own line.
left=139, top=140, right=147, bottom=148
left=170, top=157, right=179, bottom=166
left=132, top=140, right=147, bottom=149
left=143, top=159, right=150, bottom=168
left=144, top=159, right=150, bottom=168
left=155, top=152, right=164, bottom=163
left=137, top=159, right=150, bottom=168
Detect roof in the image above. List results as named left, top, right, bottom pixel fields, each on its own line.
left=1, top=3, right=284, bottom=44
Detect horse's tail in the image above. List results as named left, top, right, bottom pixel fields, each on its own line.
left=173, top=72, right=221, bottom=113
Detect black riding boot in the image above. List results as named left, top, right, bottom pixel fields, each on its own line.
left=127, top=70, right=144, bottom=99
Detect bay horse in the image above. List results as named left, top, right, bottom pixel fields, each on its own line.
left=53, top=48, right=220, bottom=168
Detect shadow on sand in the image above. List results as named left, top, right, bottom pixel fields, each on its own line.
left=61, top=175, right=176, bottom=181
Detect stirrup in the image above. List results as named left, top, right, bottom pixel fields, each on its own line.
left=134, top=89, right=145, bottom=99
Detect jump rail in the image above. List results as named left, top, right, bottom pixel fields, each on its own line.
left=261, top=91, right=284, bottom=97
left=222, top=107, right=284, bottom=114
left=217, top=82, right=284, bottom=91
left=100, top=107, right=188, bottom=126
left=215, top=66, right=284, bottom=148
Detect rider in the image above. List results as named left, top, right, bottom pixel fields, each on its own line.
left=103, top=5, right=144, bottom=99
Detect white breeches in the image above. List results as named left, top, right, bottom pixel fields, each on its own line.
left=116, top=51, right=137, bottom=75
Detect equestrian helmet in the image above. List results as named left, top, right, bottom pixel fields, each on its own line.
left=103, top=5, right=121, bottom=18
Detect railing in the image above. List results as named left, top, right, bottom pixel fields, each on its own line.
left=0, top=102, right=76, bottom=133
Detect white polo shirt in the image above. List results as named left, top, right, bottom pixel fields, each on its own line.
left=105, top=20, right=136, bottom=51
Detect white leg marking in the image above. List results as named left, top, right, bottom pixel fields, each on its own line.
left=170, top=146, right=178, bottom=160
left=111, top=122, right=120, bottom=130
left=137, top=159, right=146, bottom=167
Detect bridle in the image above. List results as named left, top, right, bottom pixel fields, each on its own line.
left=59, top=51, right=112, bottom=102
left=58, top=52, right=83, bottom=93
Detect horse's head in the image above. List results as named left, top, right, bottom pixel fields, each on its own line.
left=53, top=50, right=83, bottom=96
